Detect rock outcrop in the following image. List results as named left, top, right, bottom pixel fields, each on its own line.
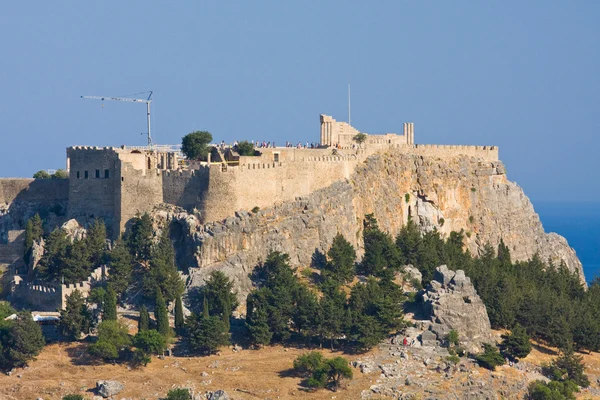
left=96, top=380, right=124, bottom=398
left=419, top=265, right=494, bottom=353
left=151, top=151, right=584, bottom=299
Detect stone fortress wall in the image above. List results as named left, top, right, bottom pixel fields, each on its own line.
left=11, top=265, right=108, bottom=311
left=5, top=114, right=498, bottom=240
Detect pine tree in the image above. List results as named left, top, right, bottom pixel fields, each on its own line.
left=59, top=290, right=91, bottom=339
left=86, top=219, right=107, bottom=267
left=174, top=296, right=184, bottom=333
left=62, top=238, right=91, bottom=283
left=37, top=228, right=68, bottom=282
left=154, top=290, right=170, bottom=337
left=104, top=288, right=118, bottom=321
left=500, top=323, right=532, bottom=360
left=143, top=229, right=184, bottom=302
left=246, top=290, right=272, bottom=347
left=7, top=311, right=45, bottom=367
left=202, top=271, right=239, bottom=323
left=185, top=312, right=229, bottom=355
left=324, top=233, right=356, bottom=283
left=107, top=240, right=133, bottom=298
left=127, top=213, right=153, bottom=263
left=138, top=305, right=150, bottom=332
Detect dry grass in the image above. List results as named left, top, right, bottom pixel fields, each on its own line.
left=0, top=342, right=377, bottom=400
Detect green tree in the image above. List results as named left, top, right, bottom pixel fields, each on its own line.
left=0, top=302, right=16, bottom=320
left=324, top=233, right=356, bottom=283
left=51, top=169, right=69, bottom=179
left=143, top=229, right=184, bottom=301
left=5, top=311, right=45, bottom=368
left=202, top=271, right=238, bottom=330
left=134, top=329, right=167, bottom=355
left=293, top=351, right=324, bottom=377
left=165, top=388, right=192, bottom=400
left=360, top=216, right=402, bottom=276
left=107, top=240, right=133, bottom=298
left=475, top=343, right=505, bottom=370
left=24, top=214, right=43, bottom=262
left=33, top=170, right=51, bottom=179
left=318, top=284, right=348, bottom=349
left=88, top=320, right=131, bottom=361
left=527, top=379, right=578, bottom=400
left=181, top=131, right=213, bottom=160
left=154, top=290, right=171, bottom=337
left=138, top=305, right=150, bottom=332
left=37, top=228, right=69, bottom=282
left=62, top=238, right=91, bottom=283
left=59, top=290, right=91, bottom=339
left=185, top=312, right=229, bottom=355
left=325, top=356, right=353, bottom=390
left=500, top=324, right=532, bottom=360
left=86, top=219, right=107, bottom=267
left=103, top=288, right=118, bottom=321
left=236, top=140, right=255, bottom=156
left=245, top=290, right=272, bottom=347
left=127, top=213, right=153, bottom=263
left=546, top=350, right=590, bottom=387
left=446, top=330, right=460, bottom=347
left=352, top=132, right=367, bottom=148
left=174, top=296, right=185, bottom=333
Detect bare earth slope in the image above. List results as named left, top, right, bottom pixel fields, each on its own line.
left=159, top=150, right=583, bottom=295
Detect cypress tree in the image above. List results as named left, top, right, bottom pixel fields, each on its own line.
left=86, top=219, right=107, bottom=267
left=174, top=296, right=184, bottom=333
left=155, top=291, right=170, bottom=336
left=103, top=288, right=118, bottom=321
left=202, top=295, right=209, bottom=318
left=107, top=239, right=133, bottom=298
left=221, top=298, right=231, bottom=331
left=138, top=305, right=150, bottom=332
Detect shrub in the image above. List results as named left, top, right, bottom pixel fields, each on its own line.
left=236, top=140, right=255, bottom=156
left=471, top=187, right=476, bottom=192
left=88, top=320, right=131, bottom=361
left=293, top=353, right=352, bottom=391
left=468, top=215, right=474, bottom=223
left=62, top=395, right=85, bottom=400
left=446, top=330, right=460, bottom=347
left=165, top=388, right=192, bottom=400
left=446, top=355, right=460, bottom=365
left=438, top=218, right=445, bottom=227
left=131, top=348, right=151, bottom=367
left=475, top=343, right=505, bottom=370
left=404, top=193, right=410, bottom=203
left=251, top=206, right=260, bottom=213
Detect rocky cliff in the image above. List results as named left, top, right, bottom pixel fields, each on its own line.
left=153, top=149, right=584, bottom=297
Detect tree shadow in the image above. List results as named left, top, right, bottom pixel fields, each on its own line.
left=65, top=341, right=102, bottom=366
left=531, top=342, right=558, bottom=356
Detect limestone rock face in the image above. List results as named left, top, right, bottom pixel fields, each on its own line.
left=421, top=265, right=494, bottom=353
left=150, top=151, right=584, bottom=302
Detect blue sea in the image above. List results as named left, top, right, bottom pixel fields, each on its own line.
left=535, top=201, right=600, bottom=284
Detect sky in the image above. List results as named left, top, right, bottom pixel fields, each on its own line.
left=1, top=1, right=598, bottom=202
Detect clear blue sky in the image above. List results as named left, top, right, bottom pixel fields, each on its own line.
left=1, top=2, right=598, bottom=202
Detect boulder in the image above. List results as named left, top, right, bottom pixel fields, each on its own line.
left=402, top=265, right=422, bottom=285
left=420, top=266, right=494, bottom=353
left=420, top=330, right=438, bottom=347
left=208, top=390, right=230, bottom=400
left=61, top=219, right=86, bottom=242
left=96, top=380, right=124, bottom=398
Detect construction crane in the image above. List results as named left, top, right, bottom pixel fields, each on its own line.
left=81, top=91, right=154, bottom=148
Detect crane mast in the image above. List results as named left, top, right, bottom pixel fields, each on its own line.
left=81, top=91, right=154, bottom=148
